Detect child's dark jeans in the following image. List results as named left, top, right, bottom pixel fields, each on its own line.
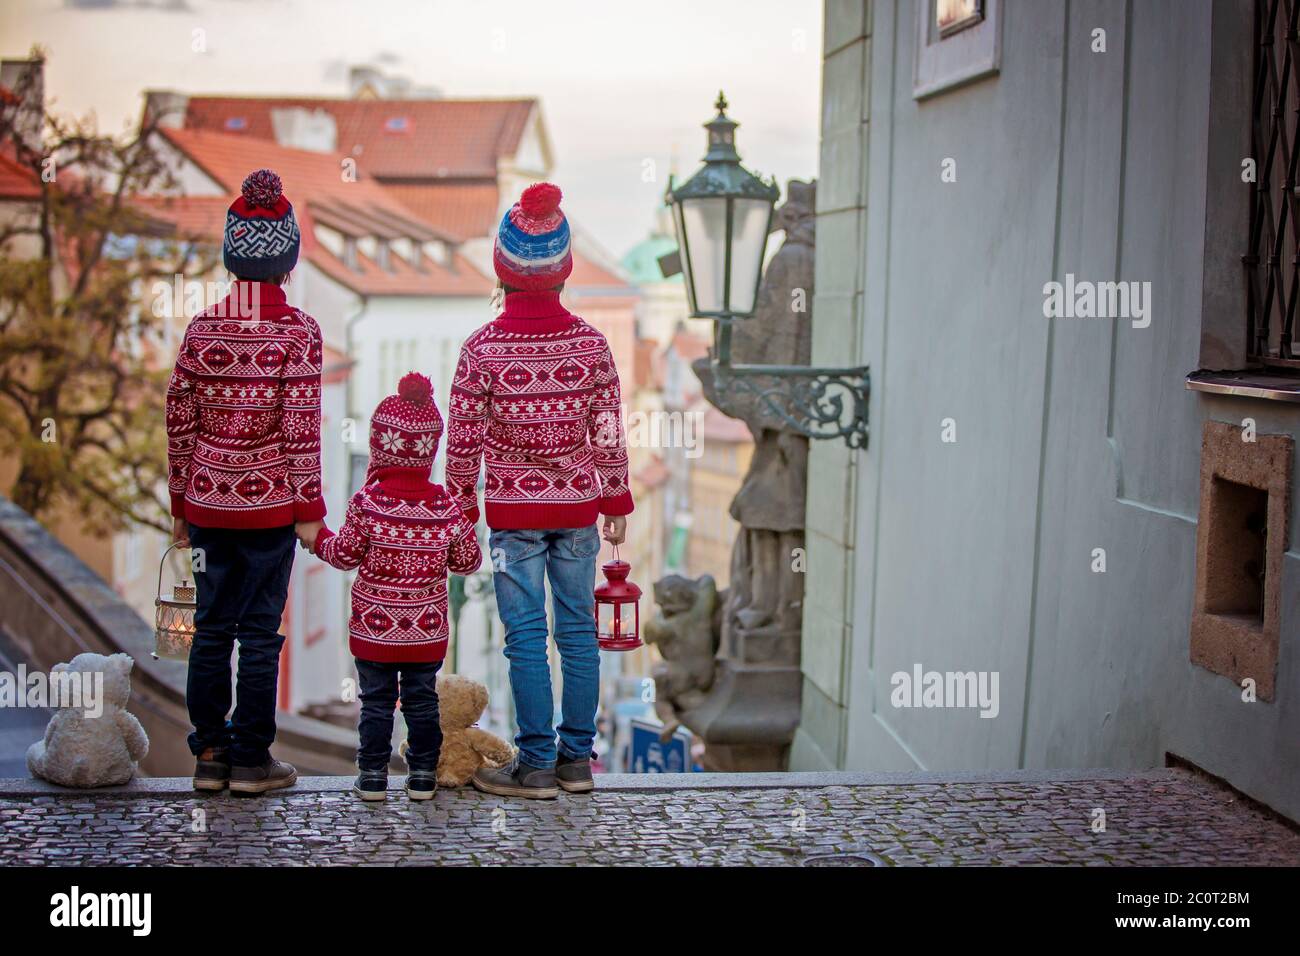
left=355, top=659, right=443, bottom=773
left=186, top=523, right=296, bottom=767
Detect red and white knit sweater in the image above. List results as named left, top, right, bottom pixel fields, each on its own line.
left=445, top=290, right=634, bottom=529
left=166, top=281, right=326, bottom=529
left=314, top=467, right=482, bottom=663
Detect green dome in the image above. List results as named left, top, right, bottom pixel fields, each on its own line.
left=620, top=234, right=682, bottom=286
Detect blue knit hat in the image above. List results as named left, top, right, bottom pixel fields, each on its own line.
left=493, top=182, right=573, bottom=291
left=223, top=169, right=301, bottom=280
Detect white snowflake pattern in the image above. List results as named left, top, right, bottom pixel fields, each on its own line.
left=378, top=429, right=405, bottom=452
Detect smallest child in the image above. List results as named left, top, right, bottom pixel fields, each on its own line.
left=308, top=372, right=481, bottom=801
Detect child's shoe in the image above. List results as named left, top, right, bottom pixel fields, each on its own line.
left=472, top=759, right=559, bottom=800
left=193, top=746, right=231, bottom=791
left=352, top=770, right=388, bottom=802
left=555, top=751, right=595, bottom=793
left=404, top=770, right=438, bottom=801
left=229, top=757, right=297, bottom=795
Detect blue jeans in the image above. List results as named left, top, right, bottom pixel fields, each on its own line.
left=186, top=523, right=296, bottom=767
left=490, top=525, right=601, bottom=769
left=355, top=659, right=442, bottom=773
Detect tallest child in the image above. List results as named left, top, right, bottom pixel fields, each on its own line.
left=447, top=182, right=634, bottom=799
left=165, top=169, right=325, bottom=795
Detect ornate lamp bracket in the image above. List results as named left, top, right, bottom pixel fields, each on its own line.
left=712, top=357, right=871, bottom=450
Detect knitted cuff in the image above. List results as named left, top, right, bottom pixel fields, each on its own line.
left=598, top=492, right=635, bottom=517
left=294, top=497, right=327, bottom=523
left=170, top=493, right=188, bottom=519
left=312, top=526, right=334, bottom=555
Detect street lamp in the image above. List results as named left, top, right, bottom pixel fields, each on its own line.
left=665, top=93, right=871, bottom=449
left=668, top=92, right=779, bottom=331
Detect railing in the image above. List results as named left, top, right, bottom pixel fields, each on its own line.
left=1247, top=0, right=1300, bottom=367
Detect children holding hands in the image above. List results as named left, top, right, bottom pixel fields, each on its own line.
left=307, top=372, right=481, bottom=801
left=169, top=172, right=629, bottom=804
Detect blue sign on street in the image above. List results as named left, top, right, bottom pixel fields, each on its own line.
left=629, top=719, right=693, bottom=773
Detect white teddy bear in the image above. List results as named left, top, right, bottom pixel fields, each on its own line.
left=27, top=652, right=149, bottom=788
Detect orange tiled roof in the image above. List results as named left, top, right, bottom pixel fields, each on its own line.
left=148, top=127, right=491, bottom=298
left=381, top=179, right=500, bottom=242
left=568, top=250, right=634, bottom=291
left=0, top=151, right=40, bottom=200
left=181, top=96, right=535, bottom=180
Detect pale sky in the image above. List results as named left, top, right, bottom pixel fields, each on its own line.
left=1, top=0, right=824, bottom=258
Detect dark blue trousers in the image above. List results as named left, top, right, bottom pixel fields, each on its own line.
left=185, top=523, right=296, bottom=767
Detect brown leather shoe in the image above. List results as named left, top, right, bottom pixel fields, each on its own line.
left=193, top=747, right=231, bottom=792
left=229, top=757, right=298, bottom=795
left=555, top=752, right=594, bottom=793
left=472, top=760, right=559, bottom=800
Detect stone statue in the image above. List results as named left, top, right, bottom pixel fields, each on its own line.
left=649, top=178, right=816, bottom=771
left=642, top=575, right=722, bottom=738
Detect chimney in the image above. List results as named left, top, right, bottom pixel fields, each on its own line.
left=143, top=90, right=190, bottom=130
left=0, top=58, right=44, bottom=154
left=270, top=107, right=338, bottom=154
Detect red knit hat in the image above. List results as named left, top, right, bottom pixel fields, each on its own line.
left=223, top=169, right=301, bottom=280
left=366, top=373, right=443, bottom=483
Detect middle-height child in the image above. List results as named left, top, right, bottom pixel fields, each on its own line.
left=309, top=373, right=481, bottom=802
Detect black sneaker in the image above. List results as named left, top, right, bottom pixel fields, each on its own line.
left=555, top=751, right=595, bottom=793
left=193, top=747, right=231, bottom=792
left=404, top=770, right=438, bottom=801
left=229, top=757, right=298, bottom=796
left=353, top=770, right=388, bottom=802
left=472, top=759, right=559, bottom=800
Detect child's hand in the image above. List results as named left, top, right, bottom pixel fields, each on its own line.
left=601, top=515, right=626, bottom=546
left=295, top=520, right=325, bottom=552
left=172, top=518, right=190, bottom=548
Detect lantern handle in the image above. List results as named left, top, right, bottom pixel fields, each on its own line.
left=157, top=541, right=192, bottom=602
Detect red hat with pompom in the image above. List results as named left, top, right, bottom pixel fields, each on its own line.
left=493, top=181, right=573, bottom=291
left=223, top=168, right=301, bottom=280
left=367, top=372, right=444, bottom=482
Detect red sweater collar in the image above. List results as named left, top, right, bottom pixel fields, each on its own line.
left=370, top=466, right=440, bottom=500
left=499, top=290, right=571, bottom=320
left=229, top=280, right=287, bottom=305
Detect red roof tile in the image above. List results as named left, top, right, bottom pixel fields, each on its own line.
left=381, top=179, right=500, bottom=241
left=181, top=96, right=536, bottom=180
left=148, top=127, right=491, bottom=297
left=0, top=151, right=40, bottom=200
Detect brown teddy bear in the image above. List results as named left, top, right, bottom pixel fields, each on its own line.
left=400, top=673, right=514, bottom=787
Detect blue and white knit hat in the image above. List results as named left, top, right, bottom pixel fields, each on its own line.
left=223, top=169, right=301, bottom=280
left=493, top=182, right=573, bottom=291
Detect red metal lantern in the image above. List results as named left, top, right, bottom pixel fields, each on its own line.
left=594, top=554, right=642, bottom=651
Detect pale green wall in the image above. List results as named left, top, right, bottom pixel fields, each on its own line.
left=791, top=0, right=873, bottom=770
left=800, top=0, right=1300, bottom=820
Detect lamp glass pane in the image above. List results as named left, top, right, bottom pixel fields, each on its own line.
left=728, top=198, right=772, bottom=316
left=671, top=202, right=697, bottom=314
left=680, top=197, right=728, bottom=314
left=598, top=602, right=623, bottom=641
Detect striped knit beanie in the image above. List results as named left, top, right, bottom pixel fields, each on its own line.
left=223, top=169, right=301, bottom=280
left=493, top=182, right=573, bottom=291
left=366, top=373, right=443, bottom=484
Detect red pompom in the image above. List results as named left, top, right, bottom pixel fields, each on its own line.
left=241, top=169, right=283, bottom=209
left=519, top=182, right=562, bottom=219
left=397, top=372, right=432, bottom=405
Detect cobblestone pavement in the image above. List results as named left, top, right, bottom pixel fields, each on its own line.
left=1, top=769, right=1297, bottom=866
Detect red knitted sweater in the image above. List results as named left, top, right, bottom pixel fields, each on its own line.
left=165, top=281, right=326, bottom=529
left=314, top=467, right=482, bottom=663
left=445, top=290, right=635, bottom=529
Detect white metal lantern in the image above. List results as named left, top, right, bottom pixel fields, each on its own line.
left=153, top=543, right=196, bottom=661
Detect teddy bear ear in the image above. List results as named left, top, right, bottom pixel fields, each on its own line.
left=109, top=653, right=134, bottom=676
